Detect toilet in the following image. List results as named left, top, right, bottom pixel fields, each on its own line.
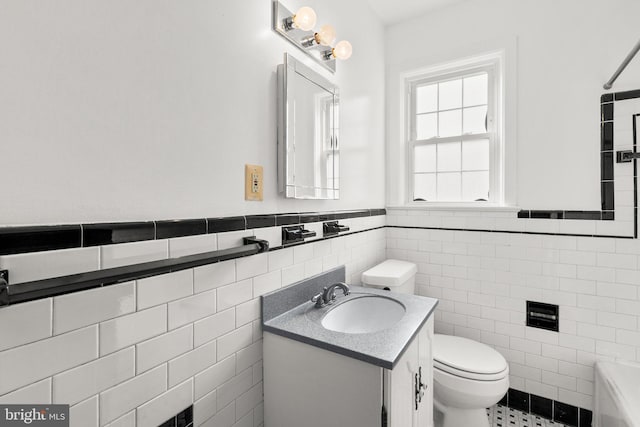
left=362, top=259, right=509, bottom=427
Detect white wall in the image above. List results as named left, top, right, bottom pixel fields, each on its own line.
left=0, top=0, right=385, bottom=225
left=385, top=0, right=640, bottom=209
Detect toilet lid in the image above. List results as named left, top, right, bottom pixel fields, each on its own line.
left=434, top=334, right=508, bottom=380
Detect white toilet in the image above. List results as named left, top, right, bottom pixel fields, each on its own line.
left=362, top=259, right=509, bottom=427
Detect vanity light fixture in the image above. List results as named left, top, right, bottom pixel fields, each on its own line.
left=301, top=24, right=337, bottom=48
left=322, top=40, right=353, bottom=60
left=273, top=0, right=353, bottom=73
left=283, top=6, right=317, bottom=31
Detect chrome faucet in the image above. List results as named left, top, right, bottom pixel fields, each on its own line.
left=311, top=282, right=350, bottom=308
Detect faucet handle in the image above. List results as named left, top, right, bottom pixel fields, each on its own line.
left=311, top=293, right=325, bottom=308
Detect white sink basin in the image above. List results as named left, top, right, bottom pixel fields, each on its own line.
left=321, top=295, right=406, bottom=334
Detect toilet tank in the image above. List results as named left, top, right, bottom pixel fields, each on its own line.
left=361, top=259, right=417, bottom=294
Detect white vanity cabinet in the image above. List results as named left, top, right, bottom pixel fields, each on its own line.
left=263, top=317, right=434, bottom=427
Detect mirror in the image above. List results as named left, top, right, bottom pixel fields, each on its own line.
left=277, top=53, right=339, bottom=199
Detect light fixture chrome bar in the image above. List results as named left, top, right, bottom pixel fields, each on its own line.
left=272, top=0, right=336, bottom=73
left=604, top=38, right=640, bottom=90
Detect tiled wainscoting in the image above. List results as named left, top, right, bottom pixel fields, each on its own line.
left=0, top=218, right=386, bottom=427
left=387, top=211, right=640, bottom=414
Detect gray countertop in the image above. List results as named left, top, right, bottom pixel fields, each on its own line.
left=262, top=279, right=438, bottom=370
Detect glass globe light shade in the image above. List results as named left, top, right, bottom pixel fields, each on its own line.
left=333, top=40, right=353, bottom=60
left=316, top=25, right=336, bottom=46
left=293, top=7, right=317, bottom=31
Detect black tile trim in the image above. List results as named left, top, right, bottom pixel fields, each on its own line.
left=519, top=210, right=606, bottom=221
left=387, top=225, right=633, bottom=239
left=0, top=226, right=82, bottom=256
left=601, top=102, right=614, bottom=122
left=82, top=222, right=155, bottom=247
left=276, top=214, right=301, bottom=226
left=335, top=210, right=371, bottom=219
left=530, top=394, right=553, bottom=419
left=207, top=216, right=246, bottom=233
left=156, top=219, right=207, bottom=240
left=614, top=89, right=640, bottom=101
left=299, top=213, right=322, bottom=223
left=601, top=93, right=614, bottom=103
left=502, top=388, right=591, bottom=427
left=564, top=211, right=602, bottom=220
left=554, top=400, right=579, bottom=426
left=530, top=210, right=564, bottom=219
left=601, top=182, right=615, bottom=211
left=634, top=114, right=639, bottom=238
left=0, top=209, right=385, bottom=256
left=601, top=122, right=614, bottom=151
left=245, top=214, right=276, bottom=229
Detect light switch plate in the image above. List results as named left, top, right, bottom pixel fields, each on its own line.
left=245, top=164, right=264, bottom=201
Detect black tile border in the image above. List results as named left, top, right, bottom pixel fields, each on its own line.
left=634, top=114, right=639, bottom=238
left=387, top=225, right=634, bottom=240
left=245, top=214, right=277, bottom=229
left=156, top=219, right=207, bottom=240
left=614, top=89, right=640, bottom=101
left=501, top=388, right=591, bottom=427
left=0, top=209, right=386, bottom=256
left=0, top=225, right=82, bottom=256
left=159, top=405, right=193, bottom=427
left=83, top=222, right=155, bottom=247
left=519, top=90, right=640, bottom=223
left=207, top=216, right=246, bottom=233
left=530, top=394, right=553, bottom=419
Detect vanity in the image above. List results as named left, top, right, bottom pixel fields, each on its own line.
left=262, top=266, right=438, bottom=427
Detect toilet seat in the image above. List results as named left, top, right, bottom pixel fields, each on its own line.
left=433, top=334, right=508, bottom=381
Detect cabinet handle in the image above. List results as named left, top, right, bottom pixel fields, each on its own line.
left=414, top=367, right=426, bottom=410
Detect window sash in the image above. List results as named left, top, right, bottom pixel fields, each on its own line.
left=407, top=64, right=499, bottom=204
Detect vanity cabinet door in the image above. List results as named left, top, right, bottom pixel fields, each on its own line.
left=416, top=317, right=434, bottom=427
left=387, top=335, right=418, bottom=427
left=387, top=318, right=434, bottom=427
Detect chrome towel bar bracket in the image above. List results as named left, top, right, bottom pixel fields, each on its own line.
left=616, top=150, right=640, bottom=163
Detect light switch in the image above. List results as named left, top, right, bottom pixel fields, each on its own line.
left=245, top=164, right=264, bottom=201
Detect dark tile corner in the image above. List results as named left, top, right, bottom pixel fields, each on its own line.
left=600, top=93, right=614, bottom=103
left=508, top=388, right=530, bottom=413
left=530, top=394, right=553, bottom=420
left=554, top=401, right=579, bottom=427
left=579, top=408, right=593, bottom=427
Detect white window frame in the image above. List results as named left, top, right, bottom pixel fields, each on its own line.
left=404, top=52, right=504, bottom=207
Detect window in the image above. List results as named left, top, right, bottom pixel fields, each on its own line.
left=407, top=56, right=502, bottom=204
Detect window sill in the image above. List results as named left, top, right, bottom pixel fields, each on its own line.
left=386, top=203, right=521, bottom=213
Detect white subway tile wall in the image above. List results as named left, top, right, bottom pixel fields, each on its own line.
left=387, top=207, right=640, bottom=411
left=0, top=219, right=385, bottom=427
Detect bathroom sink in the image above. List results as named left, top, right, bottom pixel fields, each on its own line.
left=321, top=295, right=406, bottom=334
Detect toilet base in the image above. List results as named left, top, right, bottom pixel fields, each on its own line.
left=434, top=399, right=489, bottom=427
